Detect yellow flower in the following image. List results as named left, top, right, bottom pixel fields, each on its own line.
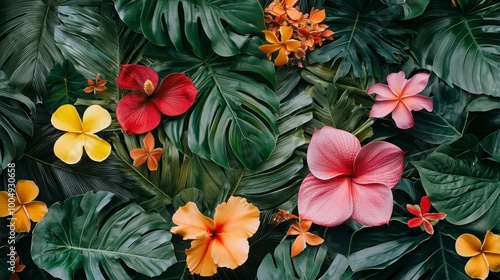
left=259, top=26, right=301, bottom=66
left=0, top=180, right=48, bottom=232
left=171, top=196, right=260, bottom=276
left=456, top=231, right=500, bottom=279
left=51, top=104, right=112, bottom=164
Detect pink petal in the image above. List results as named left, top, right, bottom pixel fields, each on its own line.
left=391, top=102, right=414, bottom=129
left=402, top=95, right=433, bottom=112
left=151, top=73, right=199, bottom=116
left=408, top=218, right=423, bottom=228
left=420, top=196, right=431, bottom=214
left=350, top=182, right=393, bottom=226
left=386, top=71, right=407, bottom=97
left=298, top=174, right=352, bottom=227
left=369, top=100, right=399, bottom=118
left=401, top=73, right=430, bottom=97
left=422, top=219, right=434, bottom=234
left=116, top=92, right=162, bottom=134
left=117, top=64, right=159, bottom=93
left=307, top=127, right=360, bottom=180
left=352, top=141, right=404, bottom=189
left=367, top=84, right=398, bottom=100
left=406, top=204, right=422, bottom=217
left=423, top=213, right=446, bottom=220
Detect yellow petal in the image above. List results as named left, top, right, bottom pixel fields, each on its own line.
left=291, top=234, right=306, bottom=257
left=0, top=192, right=11, bottom=217
left=82, top=105, right=111, bottom=133
left=456, top=234, right=482, bottom=257
left=275, top=47, right=289, bottom=67
left=186, top=237, right=218, bottom=277
left=258, top=44, right=282, bottom=55
left=15, top=180, right=39, bottom=204
left=214, top=196, right=260, bottom=239
left=309, top=9, right=326, bottom=23
left=54, top=132, right=85, bottom=164
left=24, top=201, right=48, bottom=222
left=485, top=252, right=500, bottom=272
left=51, top=104, right=82, bottom=133
left=171, top=202, right=215, bottom=240
left=280, top=26, right=294, bottom=42
left=83, top=134, right=111, bottom=162
left=464, top=254, right=489, bottom=280
left=482, top=231, right=500, bottom=253
left=262, top=30, right=280, bottom=44
left=285, top=40, right=301, bottom=52
left=13, top=208, right=31, bottom=232
left=211, top=233, right=250, bottom=269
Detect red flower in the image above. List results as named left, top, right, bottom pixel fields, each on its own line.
left=407, top=196, right=446, bottom=234
left=116, top=64, right=199, bottom=134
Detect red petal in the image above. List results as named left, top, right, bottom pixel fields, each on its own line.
left=422, top=219, right=434, bottom=234
left=350, top=182, right=393, bottom=226
left=406, top=204, right=422, bottom=217
left=352, top=141, right=404, bottom=189
left=151, top=73, right=198, bottom=116
left=307, top=127, right=360, bottom=180
left=420, top=196, right=431, bottom=214
left=407, top=217, right=423, bottom=228
left=423, top=213, right=446, bottom=220
left=298, top=174, right=353, bottom=227
left=116, top=92, right=162, bottom=134
left=117, top=64, right=159, bottom=93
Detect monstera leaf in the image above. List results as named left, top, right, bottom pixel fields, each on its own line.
left=112, top=0, right=266, bottom=57
left=381, top=0, right=431, bottom=19
left=31, top=191, right=176, bottom=279
left=55, top=5, right=148, bottom=101
left=0, top=72, right=35, bottom=171
left=309, top=0, right=411, bottom=81
left=411, top=0, right=500, bottom=96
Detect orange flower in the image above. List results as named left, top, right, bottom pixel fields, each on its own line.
left=84, top=73, right=107, bottom=95
left=456, top=231, right=500, bottom=279
left=171, top=196, right=260, bottom=276
left=9, top=252, right=25, bottom=280
left=129, top=131, right=163, bottom=171
left=269, top=0, right=302, bottom=21
left=0, top=180, right=48, bottom=232
left=287, top=219, right=324, bottom=257
left=259, top=26, right=301, bottom=66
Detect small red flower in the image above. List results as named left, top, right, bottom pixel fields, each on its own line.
left=407, top=196, right=446, bottom=235
left=116, top=64, right=199, bottom=134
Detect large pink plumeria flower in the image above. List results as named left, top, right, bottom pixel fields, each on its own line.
left=298, top=127, right=405, bottom=227
left=368, top=71, right=433, bottom=129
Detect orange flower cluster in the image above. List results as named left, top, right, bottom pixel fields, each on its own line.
left=259, top=0, right=334, bottom=67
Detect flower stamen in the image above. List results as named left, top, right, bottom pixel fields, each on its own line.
left=144, top=79, right=155, bottom=95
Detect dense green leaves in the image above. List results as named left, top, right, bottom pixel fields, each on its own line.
left=481, top=129, right=500, bottom=162
left=309, top=0, right=411, bottom=81
left=31, top=191, right=176, bottom=279
left=0, top=72, right=35, bottom=171
left=113, top=0, right=265, bottom=57
left=411, top=0, right=500, bottom=96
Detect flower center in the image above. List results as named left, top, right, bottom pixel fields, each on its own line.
left=143, top=79, right=155, bottom=95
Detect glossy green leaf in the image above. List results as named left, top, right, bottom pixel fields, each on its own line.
left=0, top=71, right=35, bottom=171
left=309, top=0, right=411, bottom=81
left=381, top=0, right=431, bottom=19
left=414, top=152, right=500, bottom=230
left=31, top=191, right=176, bottom=279
left=411, top=0, right=500, bottom=96
left=112, top=0, right=265, bottom=57
left=480, top=129, right=500, bottom=162
left=466, top=96, right=500, bottom=112
left=43, top=60, right=92, bottom=114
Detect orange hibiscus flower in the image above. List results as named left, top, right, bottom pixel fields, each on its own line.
left=171, top=196, right=260, bottom=276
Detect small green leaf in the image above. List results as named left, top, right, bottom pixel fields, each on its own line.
left=480, top=129, right=500, bottom=162
left=32, top=191, right=176, bottom=280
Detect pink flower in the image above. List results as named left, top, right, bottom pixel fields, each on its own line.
left=368, top=71, right=433, bottom=129
left=116, top=64, right=199, bottom=134
left=298, top=126, right=404, bottom=227
left=407, top=196, right=446, bottom=235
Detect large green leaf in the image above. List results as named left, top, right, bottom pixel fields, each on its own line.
left=55, top=5, right=148, bottom=101
left=381, top=0, right=431, bottom=19
left=0, top=71, right=35, bottom=171
left=309, top=0, right=411, bottom=81
left=112, top=0, right=265, bottom=57
left=410, top=0, right=500, bottom=96
left=414, top=152, right=500, bottom=230
left=155, top=47, right=279, bottom=170
left=480, top=129, right=500, bottom=162
left=31, top=191, right=176, bottom=279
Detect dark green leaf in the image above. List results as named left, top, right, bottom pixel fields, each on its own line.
left=0, top=246, right=13, bottom=280
left=43, top=60, right=92, bottom=114
left=0, top=71, right=35, bottom=171
left=414, top=152, right=500, bottom=230
left=381, top=0, right=431, bottom=19
left=113, top=0, right=265, bottom=57
left=411, top=0, right=500, bottom=96
left=309, top=0, right=411, bottom=81
left=480, top=129, right=500, bottom=162
left=466, top=96, right=500, bottom=112
left=31, top=191, right=176, bottom=279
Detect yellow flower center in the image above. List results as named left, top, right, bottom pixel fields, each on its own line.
left=144, top=79, right=155, bottom=95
